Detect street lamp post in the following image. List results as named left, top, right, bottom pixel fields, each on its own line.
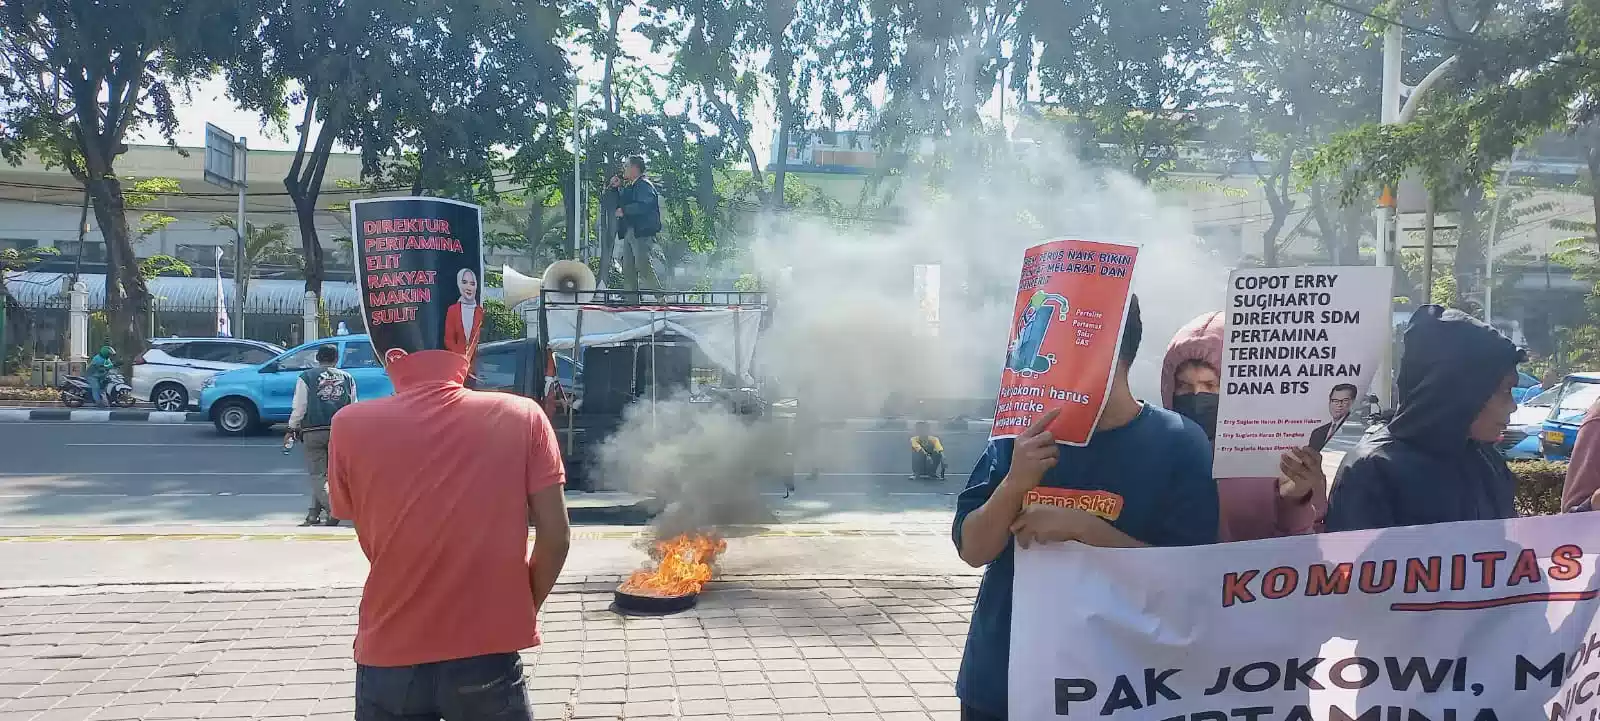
left=1373, top=23, right=1403, bottom=412
left=1373, top=17, right=1458, bottom=414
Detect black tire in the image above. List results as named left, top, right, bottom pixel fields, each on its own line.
left=61, top=394, right=83, bottom=408
left=151, top=383, right=189, bottom=412
left=212, top=398, right=260, bottom=436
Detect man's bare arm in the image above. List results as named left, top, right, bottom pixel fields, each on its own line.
left=528, top=484, right=570, bottom=610
left=958, top=476, right=1033, bottom=567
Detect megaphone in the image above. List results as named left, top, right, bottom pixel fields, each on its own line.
left=500, top=264, right=543, bottom=307
left=541, top=259, right=597, bottom=301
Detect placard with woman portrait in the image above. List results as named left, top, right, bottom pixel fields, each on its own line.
left=349, top=197, right=485, bottom=365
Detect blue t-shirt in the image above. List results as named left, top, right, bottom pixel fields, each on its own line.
left=951, top=403, right=1220, bottom=717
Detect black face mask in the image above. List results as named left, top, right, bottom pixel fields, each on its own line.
left=1172, top=392, right=1220, bottom=441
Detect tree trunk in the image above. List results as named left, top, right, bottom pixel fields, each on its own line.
left=1453, top=183, right=1486, bottom=310
left=86, top=175, right=149, bottom=370
left=773, top=122, right=791, bottom=209
left=527, top=190, right=548, bottom=271
left=1257, top=149, right=1294, bottom=267
left=291, top=203, right=326, bottom=303
left=766, top=0, right=798, bottom=209
left=285, top=97, right=337, bottom=306
left=697, top=141, right=719, bottom=242
left=1587, top=125, right=1600, bottom=256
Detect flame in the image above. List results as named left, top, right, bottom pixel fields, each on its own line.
left=619, top=533, right=727, bottom=597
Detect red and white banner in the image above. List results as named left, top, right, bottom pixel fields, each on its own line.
left=1010, top=514, right=1600, bottom=720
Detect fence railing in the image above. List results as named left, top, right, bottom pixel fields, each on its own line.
left=4, top=297, right=364, bottom=374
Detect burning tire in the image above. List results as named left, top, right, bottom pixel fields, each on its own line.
left=613, top=586, right=700, bottom=615
left=612, top=533, right=727, bottom=616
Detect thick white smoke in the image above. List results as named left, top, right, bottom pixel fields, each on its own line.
left=595, top=130, right=1232, bottom=533
left=751, top=133, right=1230, bottom=415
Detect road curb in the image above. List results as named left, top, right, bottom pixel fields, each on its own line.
left=0, top=408, right=204, bottom=423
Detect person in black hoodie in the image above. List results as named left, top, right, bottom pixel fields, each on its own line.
left=1324, top=305, right=1526, bottom=531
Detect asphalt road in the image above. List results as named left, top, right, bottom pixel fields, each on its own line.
left=0, top=418, right=1362, bottom=531
left=0, top=421, right=990, bottom=530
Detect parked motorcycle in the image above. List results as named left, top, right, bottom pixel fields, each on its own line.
left=60, top=372, right=136, bottom=408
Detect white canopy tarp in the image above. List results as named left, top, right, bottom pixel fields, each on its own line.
left=542, top=307, right=763, bottom=385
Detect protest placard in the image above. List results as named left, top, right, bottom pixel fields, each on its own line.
left=1213, top=266, right=1393, bottom=478
left=990, top=239, right=1139, bottom=446
left=350, top=197, right=485, bottom=366
left=1010, top=514, right=1600, bottom=721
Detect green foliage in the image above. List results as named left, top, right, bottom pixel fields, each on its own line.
left=123, top=177, right=183, bottom=241
left=0, top=1, right=258, bottom=362
left=1509, top=460, right=1568, bottom=517
left=138, top=255, right=192, bottom=281
left=211, top=216, right=299, bottom=273
left=480, top=299, right=525, bottom=343
left=733, top=273, right=762, bottom=292
left=0, top=246, right=57, bottom=273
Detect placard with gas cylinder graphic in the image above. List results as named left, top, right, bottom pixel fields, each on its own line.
left=990, top=239, right=1140, bottom=446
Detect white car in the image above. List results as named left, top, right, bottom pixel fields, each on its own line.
left=132, top=338, right=285, bottom=411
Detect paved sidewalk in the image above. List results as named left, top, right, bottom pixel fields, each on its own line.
left=0, top=576, right=977, bottom=721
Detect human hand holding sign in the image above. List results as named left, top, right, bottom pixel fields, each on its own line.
left=1004, top=409, right=1061, bottom=492
left=1276, top=447, right=1325, bottom=501
left=1011, top=505, right=1115, bottom=549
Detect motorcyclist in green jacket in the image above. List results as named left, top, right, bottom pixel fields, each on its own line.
left=87, top=345, right=115, bottom=408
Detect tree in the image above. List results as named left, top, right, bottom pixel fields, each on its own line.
left=228, top=0, right=571, bottom=308
left=1302, top=0, right=1577, bottom=304
left=1210, top=0, right=1378, bottom=265
left=1022, top=0, right=1216, bottom=182
left=0, top=0, right=256, bottom=362
left=211, top=216, right=298, bottom=327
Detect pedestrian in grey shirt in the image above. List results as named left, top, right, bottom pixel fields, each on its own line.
left=288, top=344, right=356, bottom=526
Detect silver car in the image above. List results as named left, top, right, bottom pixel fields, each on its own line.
left=132, top=338, right=285, bottom=411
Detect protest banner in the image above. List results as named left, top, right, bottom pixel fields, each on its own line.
left=1010, top=514, right=1600, bottom=721
left=991, top=239, right=1139, bottom=446
left=1213, top=266, right=1393, bottom=478
left=350, top=197, right=485, bottom=365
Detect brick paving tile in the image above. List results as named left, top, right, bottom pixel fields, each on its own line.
left=0, top=576, right=979, bottom=719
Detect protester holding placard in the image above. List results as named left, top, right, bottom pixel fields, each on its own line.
left=328, top=197, right=571, bottom=721
left=1325, top=305, right=1523, bottom=531
left=1160, top=311, right=1327, bottom=541
left=1560, top=396, right=1600, bottom=512
left=952, top=296, right=1220, bottom=721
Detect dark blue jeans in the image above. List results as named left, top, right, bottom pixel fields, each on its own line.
left=355, top=652, right=533, bottom=721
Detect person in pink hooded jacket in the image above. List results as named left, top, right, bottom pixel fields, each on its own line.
left=1161, top=312, right=1328, bottom=541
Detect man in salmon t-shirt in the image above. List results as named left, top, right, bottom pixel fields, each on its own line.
left=328, top=349, right=570, bottom=721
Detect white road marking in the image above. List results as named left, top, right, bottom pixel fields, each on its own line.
left=0, top=471, right=301, bottom=477
left=794, top=473, right=906, bottom=477
left=0, top=492, right=304, bottom=499
left=64, top=444, right=278, bottom=448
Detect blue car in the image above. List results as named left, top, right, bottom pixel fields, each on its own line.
left=1512, top=371, right=1542, bottom=404
left=1539, top=373, right=1600, bottom=461
left=200, top=335, right=394, bottom=436
left=1499, top=386, right=1559, bottom=459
